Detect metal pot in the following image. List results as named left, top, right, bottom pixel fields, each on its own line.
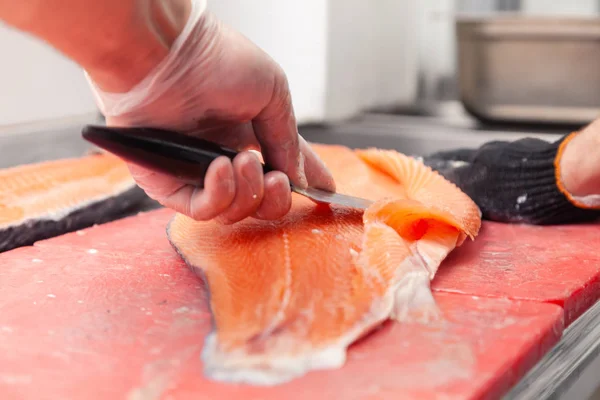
left=456, top=15, right=600, bottom=125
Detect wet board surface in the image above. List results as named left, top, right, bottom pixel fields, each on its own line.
left=432, top=222, right=600, bottom=326
left=33, top=208, right=175, bottom=257
left=1, top=208, right=598, bottom=399
left=33, top=210, right=600, bottom=327
left=0, top=244, right=562, bottom=400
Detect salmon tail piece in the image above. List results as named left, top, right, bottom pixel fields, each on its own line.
left=361, top=198, right=466, bottom=325
left=167, top=144, right=482, bottom=386
left=357, top=148, right=481, bottom=325
left=199, top=326, right=352, bottom=386
left=391, top=268, right=440, bottom=324
left=360, top=221, right=442, bottom=325
left=355, top=148, right=481, bottom=240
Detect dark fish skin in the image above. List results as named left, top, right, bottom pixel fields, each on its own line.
left=0, top=186, right=151, bottom=253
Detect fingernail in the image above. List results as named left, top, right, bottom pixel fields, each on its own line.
left=302, top=141, right=336, bottom=192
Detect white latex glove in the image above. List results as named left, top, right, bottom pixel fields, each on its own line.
left=87, top=0, right=335, bottom=224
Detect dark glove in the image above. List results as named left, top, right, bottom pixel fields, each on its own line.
left=420, top=134, right=600, bottom=225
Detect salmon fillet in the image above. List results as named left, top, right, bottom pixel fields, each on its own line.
left=0, top=153, right=145, bottom=252
left=167, top=144, right=482, bottom=385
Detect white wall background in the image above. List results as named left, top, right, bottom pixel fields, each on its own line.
left=522, top=0, right=597, bottom=15
left=324, top=0, right=419, bottom=119
left=206, top=0, right=329, bottom=122
left=198, top=0, right=420, bottom=122
left=0, top=0, right=420, bottom=129
left=0, top=0, right=598, bottom=129
left=0, top=24, right=98, bottom=127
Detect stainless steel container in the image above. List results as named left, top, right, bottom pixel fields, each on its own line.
left=456, top=16, right=600, bottom=124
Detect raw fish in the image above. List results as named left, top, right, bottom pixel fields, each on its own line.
left=0, top=153, right=145, bottom=252
left=167, top=144, right=481, bottom=385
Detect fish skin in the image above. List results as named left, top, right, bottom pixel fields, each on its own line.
left=0, top=153, right=147, bottom=253
left=0, top=186, right=145, bottom=253
left=167, top=143, right=482, bottom=386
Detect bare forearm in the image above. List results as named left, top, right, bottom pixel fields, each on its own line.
left=0, top=0, right=190, bottom=92
left=559, top=119, right=600, bottom=198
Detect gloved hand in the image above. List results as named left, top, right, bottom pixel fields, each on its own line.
left=86, top=0, right=335, bottom=224
left=421, top=132, right=600, bottom=225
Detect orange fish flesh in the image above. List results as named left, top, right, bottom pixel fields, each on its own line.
left=167, top=143, right=482, bottom=385
left=0, top=153, right=145, bottom=252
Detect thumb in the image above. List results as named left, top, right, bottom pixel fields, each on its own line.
left=251, top=69, right=305, bottom=188
left=252, top=68, right=335, bottom=191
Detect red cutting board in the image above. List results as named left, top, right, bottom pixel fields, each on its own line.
left=0, top=209, right=582, bottom=399
left=433, top=222, right=600, bottom=326
left=34, top=210, right=600, bottom=326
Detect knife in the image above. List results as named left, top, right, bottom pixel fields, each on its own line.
left=81, top=125, right=374, bottom=210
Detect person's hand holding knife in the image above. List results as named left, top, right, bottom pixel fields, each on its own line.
left=0, top=0, right=335, bottom=224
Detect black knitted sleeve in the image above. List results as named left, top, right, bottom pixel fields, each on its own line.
left=420, top=134, right=600, bottom=225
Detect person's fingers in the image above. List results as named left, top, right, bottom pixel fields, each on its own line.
left=218, top=151, right=265, bottom=224
left=298, top=135, right=336, bottom=192
left=252, top=67, right=306, bottom=189
left=186, top=156, right=237, bottom=220
left=253, top=171, right=292, bottom=220
left=129, top=157, right=237, bottom=221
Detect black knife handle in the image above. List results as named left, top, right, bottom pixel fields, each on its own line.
left=82, top=125, right=273, bottom=188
